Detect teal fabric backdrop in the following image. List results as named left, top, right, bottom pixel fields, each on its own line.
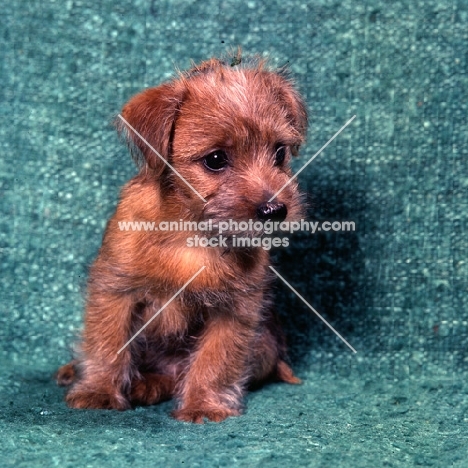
left=0, top=0, right=467, bottom=466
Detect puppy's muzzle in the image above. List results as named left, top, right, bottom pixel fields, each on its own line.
left=256, top=202, right=288, bottom=222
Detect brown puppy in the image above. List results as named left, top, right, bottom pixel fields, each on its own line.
left=57, top=54, right=307, bottom=423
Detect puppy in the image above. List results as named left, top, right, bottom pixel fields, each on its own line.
left=57, top=54, right=307, bottom=423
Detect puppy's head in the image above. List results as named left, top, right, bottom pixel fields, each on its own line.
left=118, top=56, right=307, bottom=233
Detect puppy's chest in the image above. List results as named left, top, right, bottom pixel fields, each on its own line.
left=139, top=286, right=266, bottom=339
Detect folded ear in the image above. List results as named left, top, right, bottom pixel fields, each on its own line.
left=117, top=82, right=185, bottom=174
left=283, top=85, right=308, bottom=154
left=285, top=86, right=308, bottom=145
left=272, top=72, right=308, bottom=155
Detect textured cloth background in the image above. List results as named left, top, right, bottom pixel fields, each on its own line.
left=0, top=0, right=467, bottom=466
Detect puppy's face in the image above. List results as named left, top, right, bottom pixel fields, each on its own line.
left=120, top=59, right=307, bottom=234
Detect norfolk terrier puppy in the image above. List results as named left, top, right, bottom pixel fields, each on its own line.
left=57, top=54, right=307, bottom=423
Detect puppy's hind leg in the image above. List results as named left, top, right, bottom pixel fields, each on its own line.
left=56, top=360, right=79, bottom=387
left=130, top=373, right=176, bottom=406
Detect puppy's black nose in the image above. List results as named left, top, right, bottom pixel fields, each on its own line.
left=256, top=202, right=288, bottom=222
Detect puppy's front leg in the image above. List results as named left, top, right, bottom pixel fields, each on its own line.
left=65, top=285, right=136, bottom=410
left=173, top=308, right=258, bottom=423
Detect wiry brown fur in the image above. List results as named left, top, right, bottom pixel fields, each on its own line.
left=56, top=55, right=307, bottom=423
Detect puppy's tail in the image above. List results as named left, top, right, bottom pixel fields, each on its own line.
left=276, top=360, right=301, bottom=385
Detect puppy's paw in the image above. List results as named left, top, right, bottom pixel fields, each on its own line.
left=130, top=373, right=175, bottom=406
left=66, top=388, right=130, bottom=410
left=56, top=361, right=77, bottom=387
left=172, top=406, right=240, bottom=424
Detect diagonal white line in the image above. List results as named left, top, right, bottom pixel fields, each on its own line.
left=117, top=266, right=206, bottom=354
left=269, top=115, right=356, bottom=202
left=269, top=266, right=357, bottom=353
left=117, top=114, right=207, bottom=203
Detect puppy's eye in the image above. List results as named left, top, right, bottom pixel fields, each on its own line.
left=203, top=150, right=228, bottom=172
left=274, top=145, right=287, bottom=166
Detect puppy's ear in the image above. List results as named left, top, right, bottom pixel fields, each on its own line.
left=117, top=82, right=184, bottom=174
left=274, top=73, right=308, bottom=154
left=282, top=85, right=308, bottom=151
left=286, top=87, right=308, bottom=142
